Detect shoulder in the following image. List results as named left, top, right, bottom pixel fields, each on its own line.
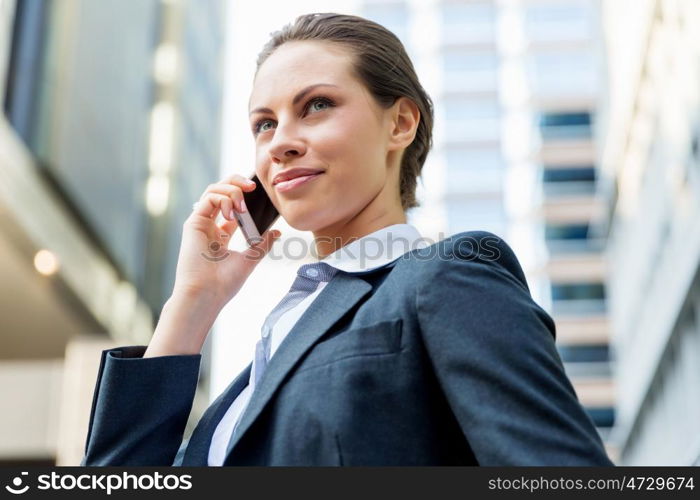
left=409, top=230, right=531, bottom=294
left=410, top=230, right=556, bottom=340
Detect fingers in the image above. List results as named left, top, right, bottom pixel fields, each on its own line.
left=199, top=176, right=256, bottom=214
left=222, top=173, right=258, bottom=187
left=218, top=218, right=238, bottom=237
left=192, top=192, right=237, bottom=221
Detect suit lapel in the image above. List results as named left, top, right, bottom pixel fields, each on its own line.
left=181, top=362, right=252, bottom=465
left=223, top=270, right=373, bottom=461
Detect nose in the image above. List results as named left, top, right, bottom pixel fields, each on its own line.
left=267, top=121, right=307, bottom=163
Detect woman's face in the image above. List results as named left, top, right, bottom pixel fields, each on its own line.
left=249, top=40, right=402, bottom=234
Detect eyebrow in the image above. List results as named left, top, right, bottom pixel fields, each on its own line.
left=249, top=83, right=339, bottom=116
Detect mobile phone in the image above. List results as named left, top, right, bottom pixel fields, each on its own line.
left=233, top=173, right=280, bottom=246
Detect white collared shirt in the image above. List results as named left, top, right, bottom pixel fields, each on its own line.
left=207, top=223, right=425, bottom=466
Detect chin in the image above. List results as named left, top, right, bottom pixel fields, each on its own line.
left=282, top=207, right=337, bottom=233
left=280, top=208, right=319, bottom=232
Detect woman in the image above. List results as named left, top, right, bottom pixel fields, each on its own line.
left=81, top=13, right=614, bottom=466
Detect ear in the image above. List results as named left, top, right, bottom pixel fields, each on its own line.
left=387, top=97, right=420, bottom=152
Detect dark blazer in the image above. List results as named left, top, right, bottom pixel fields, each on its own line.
left=80, top=231, right=614, bottom=466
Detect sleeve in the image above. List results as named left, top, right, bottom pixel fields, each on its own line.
left=80, top=345, right=201, bottom=466
left=416, top=231, right=614, bottom=466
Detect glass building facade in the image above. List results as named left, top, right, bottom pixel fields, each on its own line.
left=597, top=0, right=700, bottom=465
left=0, top=0, right=225, bottom=464
left=4, top=0, right=224, bottom=312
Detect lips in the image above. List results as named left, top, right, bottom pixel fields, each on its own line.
left=272, top=167, right=325, bottom=185
left=274, top=172, right=324, bottom=193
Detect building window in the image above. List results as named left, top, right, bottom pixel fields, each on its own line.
left=544, top=222, right=604, bottom=254
left=685, top=122, right=700, bottom=196
left=543, top=166, right=596, bottom=183
left=439, top=1, right=495, bottom=44
left=551, top=283, right=606, bottom=301
left=445, top=147, right=504, bottom=193
left=443, top=96, right=501, bottom=143
left=538, top=111, right=593, bottom=141
left=446, top=196, right=506, bottom=235
left=557, top=344, right=610, bottom=363
left=543, top=166, right=596, bottom=196
left=563, top=361, right=612, bottom=378
left=551, top=280, right=607, bottom=318
left=441, top=48, right=499, bottom=93
left=524, top=3, right=591, bottom=43
left=528, top=50, right=597, bottom=97
left=3, top=0, right=50, bottom=145
left=445, top=147, right=504, bottom=170
left=585, top=407, right=615, bottom=428
left=545, top=223, right=589, bottom=240
left=362, top=2, right=410, bottom=51
left=443, top=49, right=498, bottom=73
left=539, top=112, right=591, bottom=128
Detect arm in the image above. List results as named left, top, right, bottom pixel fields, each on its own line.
left=80, top=346, right=201, bottom=466
left=416, top=231, right=614, bottom=466
left=81, top=290, right=220, bottom=466
left=80, top=174, right=279, bottom=465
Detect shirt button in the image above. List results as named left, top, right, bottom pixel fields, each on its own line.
left=306, top=267, right=319, bottom=278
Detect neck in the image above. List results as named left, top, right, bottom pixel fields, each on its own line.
left=313, top=206, right=406, bottom=260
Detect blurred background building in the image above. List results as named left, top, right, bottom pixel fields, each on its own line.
left=1, top=0, right=698, bottom=467
left=597, top=0, right=700, bottom=465
left=0, top=0, right=226, bottom=465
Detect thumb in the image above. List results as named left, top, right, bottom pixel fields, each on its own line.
left=242, top=228, right=281, bottom=264
left=215, top=218, right=238, bottom=250
left=219, top=219, right=238, bottom=236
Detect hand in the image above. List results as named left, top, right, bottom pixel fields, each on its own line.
left=172, top=174, right=281, bottom=308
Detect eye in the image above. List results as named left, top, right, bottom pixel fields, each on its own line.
left=305, top=96, right=334, bottom=114
left=253, top=119, right=274, bottom=135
